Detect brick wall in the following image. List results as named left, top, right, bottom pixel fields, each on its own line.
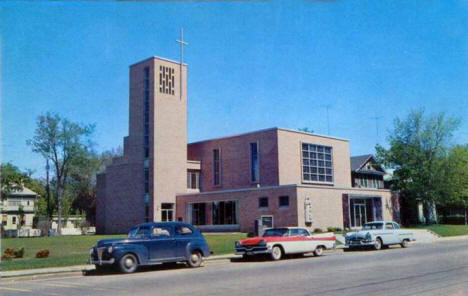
left=188, top=128, right=280, bottom=192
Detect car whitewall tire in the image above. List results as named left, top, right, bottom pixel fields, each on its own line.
left=313, top=246, right=324, bottom=256
left=271, top=246, right=283, bottom=261
left=401, top=239, right=409, bottom=248
left=187, top=251, right=203, bottom=268
left=374, top=238, right=382, bottom=250
left=119, top=253, right=138, bottom=273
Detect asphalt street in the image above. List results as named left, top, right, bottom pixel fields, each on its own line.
left=2, top=240, right=468, bottom=296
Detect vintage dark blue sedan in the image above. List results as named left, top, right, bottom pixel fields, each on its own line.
left=88, top=222, right=211, bottom=273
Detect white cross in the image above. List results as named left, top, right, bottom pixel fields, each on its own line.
left=176, top=28, right=188, bottom=100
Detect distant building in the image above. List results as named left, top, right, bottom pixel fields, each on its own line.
left=96, top=56, right=400, bottom=234
left=1, top=185, right=38, bottom=235
left=350, top=154, right=385, bottom=189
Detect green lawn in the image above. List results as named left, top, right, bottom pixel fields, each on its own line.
left=410, top=224, right=468, bottom=237
left=1, top=233, right=246, bottom=271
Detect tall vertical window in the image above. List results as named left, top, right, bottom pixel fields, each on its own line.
left=143, top=67, right=150, bottom=159
left=213, top=149, right=221, bottom=186
left=144, top=168, right=149, bottom=193
left=302, top=143, right=333, bottom=183
left=250, top=142, right=259, bottom=183
left=143, top=67, right=150, bottom=222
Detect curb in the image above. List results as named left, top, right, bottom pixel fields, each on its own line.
left=1, top=249, right=346, bottom=279
left=0, top=254, right=239, bottom=278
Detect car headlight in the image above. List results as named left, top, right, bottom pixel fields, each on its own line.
left=107, top=246, right=113, bottom=253
left=365, top=232, right=372, bottom=241
left=258, top=239, right=266, bottom=246
left=89, top=248, right=94, bottom=255
left=235, top=241, right=241, bottom=248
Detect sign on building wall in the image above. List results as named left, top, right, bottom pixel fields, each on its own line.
left=304, top=197, right=312, bottom=223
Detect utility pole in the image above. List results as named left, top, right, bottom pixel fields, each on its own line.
left=46, top=158, right=51, bottom=220
left=370, top=116, right=382, bottom=143
left=319, top=105, right=332, bottom=135
left=176, top=28, right=188, bottom=100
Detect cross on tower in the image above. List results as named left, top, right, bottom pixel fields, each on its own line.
left=176, top=28, right=188, bottom=100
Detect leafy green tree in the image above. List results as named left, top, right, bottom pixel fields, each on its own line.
left=1, top=163, right=28, bottom=193
left=376, top=109, right=460, bottom=224
left=68, top=147, right=122, bottom=224
left=1, top=163, right=46, bottom=203
left=442, top=145, right=468, bottom=224
left=27, top=112, right=94, bottom=235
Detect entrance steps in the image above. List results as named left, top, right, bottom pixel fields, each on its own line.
left=409, top=229, right=440, bottom=244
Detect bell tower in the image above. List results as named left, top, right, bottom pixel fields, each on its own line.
left=128, top=56, right=187, bottom=222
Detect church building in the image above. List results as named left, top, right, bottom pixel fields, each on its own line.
left=96, top=56, right=399, bottom=234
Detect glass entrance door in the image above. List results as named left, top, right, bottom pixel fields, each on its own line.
left=350, top=198, right=369, bottom=228
left=353, top=203, right=367, bottom=228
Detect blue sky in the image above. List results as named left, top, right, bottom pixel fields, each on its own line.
left=1, top=1, right=467, bottom=177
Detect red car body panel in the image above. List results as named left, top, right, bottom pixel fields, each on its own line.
left=239, top=234, right=336, bottom=246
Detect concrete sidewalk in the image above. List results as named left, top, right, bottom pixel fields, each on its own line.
left=0, top=254, right=238, bottom=278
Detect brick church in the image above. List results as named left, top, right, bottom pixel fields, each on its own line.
left=96, top=56, right=399, bottom=234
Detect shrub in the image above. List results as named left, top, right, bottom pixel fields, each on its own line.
left=247, top=232, right=255, bottom=238
left=333, top=227, right=343, bottom=232
left=14, top=247, right=25, bottom=258
left=36, top=249, right=50, bottom=258
left=1, top=255, right=13, bottom=261
left=327, top=227, right=335, bottom=233
left=3, top=248, right=15, bottom=260
left=313, top=228, right=323, bottom=233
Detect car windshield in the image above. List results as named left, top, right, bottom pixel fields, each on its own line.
left=362, top=223, right=383, bottom=230
left=263, top=228, right=289, bottom=237
left=128, top=226, right=151, bottom=238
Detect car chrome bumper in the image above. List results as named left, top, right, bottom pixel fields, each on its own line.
left=345, top=241, right=375, bottom=248
left=88, top=258, right=115, bottom=265
left=235, top=246, right=270, bottom=256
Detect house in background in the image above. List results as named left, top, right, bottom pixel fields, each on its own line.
left=350, top=154, right=385, bottom=189
left=350, top=154, right=401, bottom=224
left=1, top=185, right=39, bottom=237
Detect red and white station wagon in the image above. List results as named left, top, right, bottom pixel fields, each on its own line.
left=235, top=227, right=336, bottom=260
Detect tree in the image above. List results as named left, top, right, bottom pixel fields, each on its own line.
left=1, top=163, right=28, bottom=193
left=1, top=163, right=46, bottom=201
left=27, top=113, right=94, bottom=235
left=68, top=147, right=122, bottom=224
left=298, top=127, right=314, bottom=133
left=376, top=109, right=460, bottom=224
left=442, top=145, right=468, bottom=224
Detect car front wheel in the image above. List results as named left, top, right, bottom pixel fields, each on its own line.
left=119, top=253, right=138, bottom=273
left=187, top=251, right=203, bottom=268
left=374, top=238, right=382, bottom=250
left=271, top=245, right=283, bottom=261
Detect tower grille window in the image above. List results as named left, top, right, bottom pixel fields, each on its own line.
left=159, top=66, right=175, bottom=95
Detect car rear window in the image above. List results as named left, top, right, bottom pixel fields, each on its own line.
left=176, top=226, right=193, bottom=235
